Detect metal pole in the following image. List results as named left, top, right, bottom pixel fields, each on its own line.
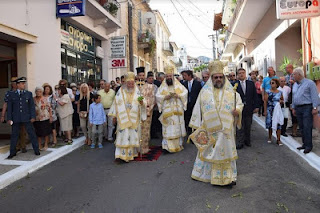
left=128, top=2, right=134, bottom=72
left=208, top=35, right=216, bottom=60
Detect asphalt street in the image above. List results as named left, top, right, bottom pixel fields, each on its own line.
left=0, top=121, right=319, bottom=213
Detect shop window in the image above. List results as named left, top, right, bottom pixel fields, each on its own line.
left=66, top=50, right=77, bottom=83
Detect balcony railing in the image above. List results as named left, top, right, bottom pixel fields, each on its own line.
left=227, top=0, right=244, bottom=33
left=162, top=42, right=174, bottom=56
left=96, top=0, right=121, bottom=21
left=138, top=31, right=156, bottom=54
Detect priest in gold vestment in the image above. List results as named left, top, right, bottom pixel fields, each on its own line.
left=108, top=72, right=146, bottom=162
left=189, top=61, right=243, bottom=186
left=136, top=67, right=156, bottom=154
left=156, top=65, right=188, bottom=153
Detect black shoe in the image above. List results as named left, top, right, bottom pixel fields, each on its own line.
left=34, top=151, right=40, bottom=156
left=226, top=181, right=236, bottom=186
left=297, top=146, right=305, bottom=150
left=7, top=153, right=16, bottom=159
left=16, top=148, right=21, bottom=152
left=281, top=133, right=288, bottom=137
left=303, top=148, right=312, bottom=154
left=236, top=144, right=243, bottom=149
left=22, top=148, right=27, bottom=153
left=245, top=143, right=251, bottom=147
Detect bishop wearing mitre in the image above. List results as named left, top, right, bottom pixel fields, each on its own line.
left=108, top=72, right=146, bottom=162
left=189, top=60, right=243, bottom=186
left=156, top=65, right=188, bottom=153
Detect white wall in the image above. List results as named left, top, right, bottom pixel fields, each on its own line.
left=0, top=0, right=61, bottom=92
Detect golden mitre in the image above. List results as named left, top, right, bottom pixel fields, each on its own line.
left=164, top=65, right=174, bottom=75
left=208, top=60, right=225, bottom=75
left=125, top=71, right=135, bottom=81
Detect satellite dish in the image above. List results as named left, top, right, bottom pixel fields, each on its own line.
left=143, top=12, right=156, bottom=28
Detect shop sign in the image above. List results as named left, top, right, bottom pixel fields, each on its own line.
left=56, top=0, right=86, bottom=17
left=110, top=36, right=126, bottom=58
left=111, top=58, right=127, bottom=69
left=276, top=0, right=320, bottom=19
left=61, top=29, right=69, bottom=45
left=65, top=24, right=95, bottom=56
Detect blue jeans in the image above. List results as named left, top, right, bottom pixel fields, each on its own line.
left=10, top=122, right=39, bottom=155
left=295, top=105, right=313, bottom=149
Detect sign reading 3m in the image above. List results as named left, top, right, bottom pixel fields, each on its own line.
left=111, top=58, right=127, bottom=69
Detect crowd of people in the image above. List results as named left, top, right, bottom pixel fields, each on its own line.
left=2, top=61, right=319, bottom=187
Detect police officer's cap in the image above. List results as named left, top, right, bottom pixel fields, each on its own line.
left=14, top=77, right=27, bottom=83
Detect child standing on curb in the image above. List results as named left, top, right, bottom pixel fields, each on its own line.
left=89, top=94, right=106, bottom=149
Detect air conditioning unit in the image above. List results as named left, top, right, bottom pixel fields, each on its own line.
left=312, top=65, right=320, bottom=80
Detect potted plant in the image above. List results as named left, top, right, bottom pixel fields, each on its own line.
left=149, top=39, right=156, bottom=56
left=145, top=30, right=150, bottom=42
left=104, top=2, right=118, bottom=16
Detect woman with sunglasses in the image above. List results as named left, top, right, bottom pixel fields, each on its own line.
left=264, top=78, right=284, bottom=146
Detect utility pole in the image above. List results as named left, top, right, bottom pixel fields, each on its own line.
left=208, top=34, right=216, bottom=60
left=128, top=1, right=134, bottom=72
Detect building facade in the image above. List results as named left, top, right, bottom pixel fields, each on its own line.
left=0, top=0, right=122, bottom=139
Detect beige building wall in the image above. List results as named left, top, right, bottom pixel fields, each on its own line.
left=154, top=11, right=171, bottom=73
left=244, top=2, right=299, bottom=76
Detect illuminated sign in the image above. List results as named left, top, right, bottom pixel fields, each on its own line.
left=62, top=24, right=95, bottom=56
left=276, top=0, right=320, bottom=19
left=56, top=0, right=86, bottom=17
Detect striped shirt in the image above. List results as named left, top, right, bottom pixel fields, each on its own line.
left=292, top=78, right=319, bottom=109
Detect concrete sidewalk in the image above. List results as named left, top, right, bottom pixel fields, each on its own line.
left=253, top=114, right=320, bottom=172
left=0, top=136, right=85, bottom=189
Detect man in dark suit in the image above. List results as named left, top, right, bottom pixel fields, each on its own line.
left=181, top=70, right=202, bottom=134
left=6, top=77, right=40, bottom=159
left=236, top=68, right=259, bottom=149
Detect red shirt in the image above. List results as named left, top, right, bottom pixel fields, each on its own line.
left=255, top=81, right=262, bottom=94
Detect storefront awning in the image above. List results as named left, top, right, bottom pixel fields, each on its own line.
left=0, top=24, right=37, bottom=43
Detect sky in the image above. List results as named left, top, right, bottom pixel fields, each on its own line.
left=149, top=0, right=223, bottom=59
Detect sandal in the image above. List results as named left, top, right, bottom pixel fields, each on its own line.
left=67, top=140, right=73, bottom=145
left=277, top=140, right=283, bottom=146
left=267, top=140, right=272, bottom=144
left=51, top=143, right=57, bottom=148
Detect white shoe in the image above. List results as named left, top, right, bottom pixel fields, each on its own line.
left=267, top=140, right=272, bottom=144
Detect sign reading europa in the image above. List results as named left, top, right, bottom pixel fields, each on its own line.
left=276, top=0, right=320, bottom=19
left=65, top=24, right=95, bottom=56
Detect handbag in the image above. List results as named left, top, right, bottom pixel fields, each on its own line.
left=79, top=97, right=89, bottom=119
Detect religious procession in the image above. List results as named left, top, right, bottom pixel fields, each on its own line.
left=2, top=1, right=320, bottom=212
left=2, top=60, right=246, bottom=187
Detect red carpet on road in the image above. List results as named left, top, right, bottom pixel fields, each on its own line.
left=134, top=146, right=163, bottom=161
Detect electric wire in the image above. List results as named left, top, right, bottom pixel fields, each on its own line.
left=174, top=0, right=213, bottom=30
left=169, top=0, right=209, bottom=49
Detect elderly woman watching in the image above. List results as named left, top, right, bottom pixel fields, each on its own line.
left=57, top=86, right=74, bottom=144
left=33, top=86, right=53, bottom=151
left=43, top=84, right=58, bottom=147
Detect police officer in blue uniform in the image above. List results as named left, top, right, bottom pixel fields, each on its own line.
left=6, top=77, right=40, bottom=159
